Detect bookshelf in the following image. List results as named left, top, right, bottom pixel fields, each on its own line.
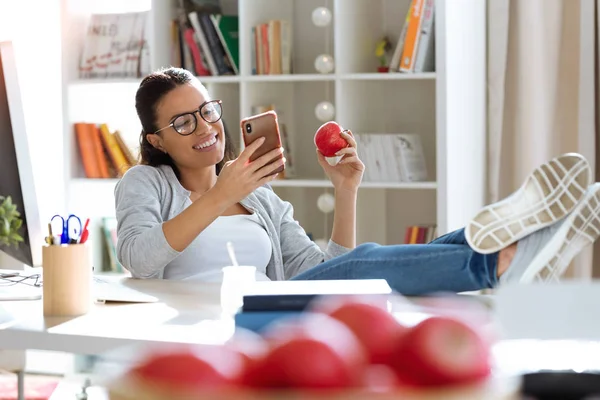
left=61, top=0, right=486, bottom=271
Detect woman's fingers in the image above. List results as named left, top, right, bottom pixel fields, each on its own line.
left=249, top=146, right=285, bottom=172
left=258, top=171, right=281, bottom=186
left=335, top=147, right=357, bottom=157
left=254, top=156, right=286, bottom=179
left=338, top=155, right=360, bottom=165
left=341, top=130, right=357, bottom=148
left=238, top=137, right=266, bottom=163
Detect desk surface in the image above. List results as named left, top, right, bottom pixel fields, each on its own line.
left=0, top=277, right=237, bottom=355
left=0, top=270, right=495, bottom=356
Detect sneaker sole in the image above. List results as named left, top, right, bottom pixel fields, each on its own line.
left=520, top=183, right=600, bottom=283
left=465, top=153, right=591, bottom=254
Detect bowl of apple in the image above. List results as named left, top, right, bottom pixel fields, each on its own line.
left=107, top=296, right=521, bottom=400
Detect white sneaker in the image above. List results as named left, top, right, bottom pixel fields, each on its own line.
left=520, top=183, right=600, bottom=283
left=465, top=153, right=591, bottom=254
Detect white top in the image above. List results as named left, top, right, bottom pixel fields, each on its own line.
left=163, top=213, right=272, bottom=282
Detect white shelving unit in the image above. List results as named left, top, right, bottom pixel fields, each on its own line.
left=61, top=0, right=486, bottom=271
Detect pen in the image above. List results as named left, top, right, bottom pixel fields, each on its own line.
left=79, top=218, right=90, bottom=244
left=45, top=223, right=53, bottom=245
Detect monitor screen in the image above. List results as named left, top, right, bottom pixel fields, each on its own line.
left=0, top=41, right=41, bottom=267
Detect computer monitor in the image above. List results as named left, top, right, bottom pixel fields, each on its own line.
left=0, top=40, right=43, bottom=268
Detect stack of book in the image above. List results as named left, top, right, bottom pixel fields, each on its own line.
left=79, top=11, right=151, bottom=79
left=404, top=225, right=437, bottom=244
left=388, top=0, right=435, bottom=73
left=171, top=1, right=239, bottom=76
left=250, top=20, right=292, bottom=75
left=354, top=133, right=428, bottom=183
left=74, top=123, right=136, bottom=179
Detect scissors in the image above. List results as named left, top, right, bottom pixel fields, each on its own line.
left=51, top=214, right=83, bottom=244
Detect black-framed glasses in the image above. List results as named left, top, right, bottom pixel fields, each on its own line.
left=154, top=99, right=223, bottom=136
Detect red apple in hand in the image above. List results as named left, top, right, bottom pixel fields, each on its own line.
left=314, top=121, right=350, bottom=165
left=389, top=316, right=492, bottom=387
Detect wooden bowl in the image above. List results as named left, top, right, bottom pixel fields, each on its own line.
left=107, top=374, right=522, bottom=400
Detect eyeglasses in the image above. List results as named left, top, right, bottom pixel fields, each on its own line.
left=154, top=99, right=223, bottom=136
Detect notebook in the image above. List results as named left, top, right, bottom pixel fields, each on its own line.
left=241, top=279, right=392, bottom=312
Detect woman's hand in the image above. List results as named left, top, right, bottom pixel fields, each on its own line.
left=213, top=137, right=285, bottom=205
left=317, top=130, right=364, bottom=193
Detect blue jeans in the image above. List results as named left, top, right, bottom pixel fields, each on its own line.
left=290, top=229, right=499, bottom=296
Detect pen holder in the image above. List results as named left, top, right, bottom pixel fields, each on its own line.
left=42, top=244, right=92, bottom=317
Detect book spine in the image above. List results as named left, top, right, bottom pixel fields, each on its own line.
left=389, top=4, right=412, bottom=72
left=188, top=11, right=218, bottom=75
left=261, top=23, right=270, bottom=75
left=279, top=20, right=292, bottom=74
left=268, top=20, right=282, bottom=74
left=99, top=124, right=130, bottom=177
left=399, top=0, right=425, bottom=72
left=90, top=124, right=111, bottom=178
left=198, top=13, right=235, bottom=75
left=413, top=0, right=435, bottom=73
left=250, top=26, right=257, bottom=75
left=74, top=123, right=101, bottom=178
left=210, top=14, right=239, bottom=75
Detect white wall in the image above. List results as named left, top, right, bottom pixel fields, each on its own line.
left=0, top=0, right=66, bottom=229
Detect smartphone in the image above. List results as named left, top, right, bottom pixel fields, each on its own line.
left=241, top=110, right=285, bottom=176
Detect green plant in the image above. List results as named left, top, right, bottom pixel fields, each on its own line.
left=0, top=196, right=24, bottom=247
left=375, top=36, right=393, bottom=67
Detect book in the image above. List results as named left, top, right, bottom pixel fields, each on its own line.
left=210, top=14, right=239, bottom=74
left=413, top=0, right=435, bottom=73
left=102, top=217, right=123, bottom=273
left=399, top=0, right=425, bottom=72
left=389, top=4, right=412, bottom=72
left=74, top=123, right=101, bottom=178
left=98, top=124, right=130, bottom=177
left=234, top=310, right=303, bottom=333
left=79, top=12, right=150, bottom=79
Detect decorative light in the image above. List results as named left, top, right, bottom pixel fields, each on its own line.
left=314, top=101, right=335, bottom=122
left=317, top=192, right=335, bottom=214
left=312, top=7, right=332, bottom=27
left=314, top=54, right=335, bottom=74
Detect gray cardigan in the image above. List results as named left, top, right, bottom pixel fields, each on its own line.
left=114, top=164, right=351, bottom=280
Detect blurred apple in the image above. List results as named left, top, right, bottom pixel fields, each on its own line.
left=388, top=316, right=492, bottom=387
left=311, top=295, right=409, bottom=364
left=225, top=328, right=270, bottom=386
left=130, top=345, right=246, bottom=391
left=254, top=313, right=367, bottom=389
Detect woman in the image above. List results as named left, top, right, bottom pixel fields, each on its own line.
left=115, top=67, right=600, bottom=295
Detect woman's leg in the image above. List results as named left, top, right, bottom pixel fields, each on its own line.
left=428, top=228, right=469, bottom=245
left=291, top=238, right=498, bottom=296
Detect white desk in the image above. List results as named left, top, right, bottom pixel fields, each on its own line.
left=0, top=278, right=237, bottom=356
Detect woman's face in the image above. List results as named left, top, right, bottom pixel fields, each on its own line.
left=148, top=81, right=226, bottom=171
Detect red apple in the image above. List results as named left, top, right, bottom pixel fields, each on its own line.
left=311, top=295, right=409, bottom=364
left=388, top=316, right=492, bottom=387
left=255, top=313, right=368, bottom=389
left=225, top=328, right=270, bottom=386
left=130, top=345, right=246, bottom=391
left=314, top=121, right=350, bottom=165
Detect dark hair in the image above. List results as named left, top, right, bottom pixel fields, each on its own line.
left=135, top=67, right=236, bottom=175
